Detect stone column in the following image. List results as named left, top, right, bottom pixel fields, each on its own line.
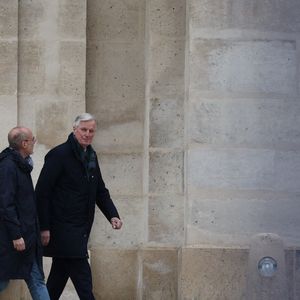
left=146, top=0, right=186, bottom=248
left=87, top=0, right=146, bottom=248
left=0, top=1, right=27, bottom=298
left=0, top=0, right=18, bottom=150
left=18, top=0, right=86, bottom=148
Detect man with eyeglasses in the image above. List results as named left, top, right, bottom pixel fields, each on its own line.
left=0, top=127, right=50, bottom=299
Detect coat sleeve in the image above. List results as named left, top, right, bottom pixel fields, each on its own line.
left=0, top=161, right=22, bottom=240
left=95, top=159, right=120, bottom=222
left=35, top=150, right=63, bottom=231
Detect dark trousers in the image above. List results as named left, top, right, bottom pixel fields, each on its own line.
left=47, top=257, right=95, bottom=300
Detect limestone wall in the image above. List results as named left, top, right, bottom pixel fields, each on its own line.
left=186, top=0, right=300, bottom=248
left=0, top=1, right=18, bottom=150
left=1, top=0, right=300, bottom=299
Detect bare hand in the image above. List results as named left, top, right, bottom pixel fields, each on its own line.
left=41, top=230, right=50, bottom=246
left=111, top=217, right=122, bottom=230
left=13, top=238, right=25, bottom=251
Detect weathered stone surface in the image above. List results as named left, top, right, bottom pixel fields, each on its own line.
left=92, top=118, right=144, bottom=153
left=149, top=0, right=186, bottom=38
left=58, top=41, right=86, bottom=98
left=188, top=190, right=300, bottom=247
left=190, top=39, right=297, bottom=96
left=18, top=0, right=86, bottom=148
left=86, top=42, right=144, bottom=122
left=190, top=0, right=300, bottom=32
left=99, top=153, right=143, bottom=195
left=149, top=37, right=185, bottom=97
left=148, top=195, right=184, bottom=245
left=142, top=247, right=178, bottom=300
left=0, top=96, right=17, bottom=150
left=87, top=0, right=143, bottom=42
left=58, top=0, right=86, bottom=39
left=273, top=150, right=300, bottom=193
left=149, top=150, right=183, bottom=194
left=86, top=40, right=145, bottom=151
left=0, top=41, right=17, bottom=95
left=35, top=100, right=74, bottom=147
left=18, top=0, right=45, bottom=39
left=188, top=147, right=274, bottom=190
left=180, top=247, right=248, bottom=300
left=0, top=2, right=17, bottom=150
left=188, top=146, right=300, bottom=194
left=189, top=97, right=300, bottom=148
left=0, top=0, right=18, bottom=38
left=86, top=42, right=145, bottom=153
left=90, top=196, right=144, bottom=247
left=90, top=248, right=138, bottom=300
left=150, top=96, right=184, bottom=148
left=18, top=41, right=45, bottom=95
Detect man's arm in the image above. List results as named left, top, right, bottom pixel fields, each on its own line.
left=0, top=161, right=25, bottom=250
left=35, top=150, right=63, bottom=245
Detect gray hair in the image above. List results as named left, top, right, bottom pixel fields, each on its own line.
left=73, top=113, right=97, bottom=128
left=8, top=127, right=29, bottom=150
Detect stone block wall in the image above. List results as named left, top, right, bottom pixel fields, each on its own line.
left=186, top=0, right=300, bottom=247
left=0, top=0, right=18, bottom=150
left=1, top=0, right=300, bottom=299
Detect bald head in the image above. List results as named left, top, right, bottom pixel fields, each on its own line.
left=8, top=127, right=32, bottom=150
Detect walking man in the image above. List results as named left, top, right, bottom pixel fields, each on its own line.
left=36, top=113, right=122, bottom=300
left=0, top=127, right=50, bottom=300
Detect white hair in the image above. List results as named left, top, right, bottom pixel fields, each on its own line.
left=73, top=113, right=97, bottom=128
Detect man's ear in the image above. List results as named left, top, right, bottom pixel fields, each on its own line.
left=21, top=140, right=27, bottom=148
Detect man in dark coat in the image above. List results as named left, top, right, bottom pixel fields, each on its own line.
left=35, top=113, right=122, bottom=300
left=0, top=127, right=50, bottom=300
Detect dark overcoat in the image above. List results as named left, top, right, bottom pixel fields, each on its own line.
left=0, top=148, right=40, bottom=280
left=35, top=134, right=119, bottom=258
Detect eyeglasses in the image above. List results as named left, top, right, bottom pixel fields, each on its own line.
left=24, top=136, right=36, bottom=143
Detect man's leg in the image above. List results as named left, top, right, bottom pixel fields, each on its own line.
left=69, top=258, right=95, bottom=300
left=0, top=280, right=9, bottom=292
left=46, top=258, right=69, bottom=300
left=25, top=259, right=50, bottom=300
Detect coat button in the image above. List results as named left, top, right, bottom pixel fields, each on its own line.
left=83, top=234, right=87, bottom=238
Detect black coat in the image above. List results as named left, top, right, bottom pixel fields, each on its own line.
left=35, top=134, right=119, bottom=258
left=0, top=148, right=41, bottom=280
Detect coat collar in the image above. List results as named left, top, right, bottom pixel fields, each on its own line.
left=0, top=147, right=33, bottom=173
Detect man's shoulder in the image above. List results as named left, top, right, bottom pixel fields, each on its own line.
left=46, top=141, right=71, bottom=158
left=0, top=149, right=17, bottom=166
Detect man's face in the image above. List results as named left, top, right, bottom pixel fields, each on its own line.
left=22, top=130, right=36, bottom=156
left=73, top=120, right=96, bottom=148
